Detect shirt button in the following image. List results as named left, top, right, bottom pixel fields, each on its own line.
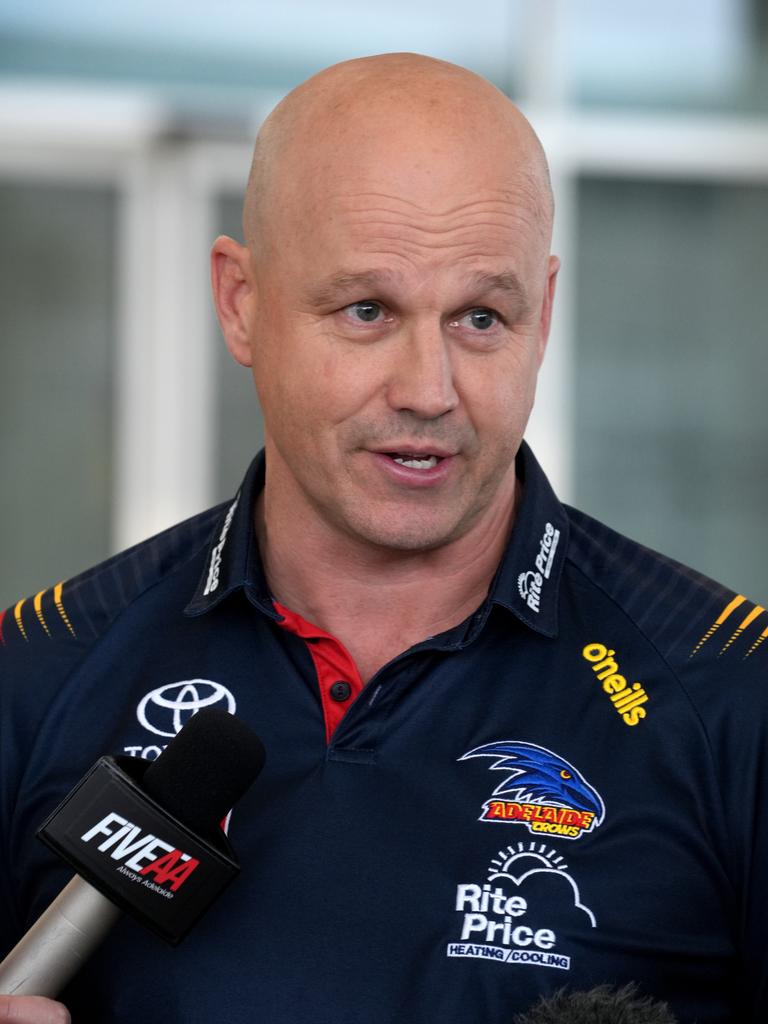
left=330, top=680, right=352, bottom=702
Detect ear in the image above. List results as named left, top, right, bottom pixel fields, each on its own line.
left=536, top=254, right=560, bottom=365
left=210, top=235, right=256, bottom=367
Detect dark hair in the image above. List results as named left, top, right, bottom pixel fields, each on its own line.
left=513, top=984, right=678, bottom=1024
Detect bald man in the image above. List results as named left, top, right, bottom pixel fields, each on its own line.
left=214, top=53, right=557, bottom=682
left=1, top=54, right=766, bottom=1024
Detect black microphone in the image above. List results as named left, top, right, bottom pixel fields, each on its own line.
left=0, top=709, right=265, bottom=998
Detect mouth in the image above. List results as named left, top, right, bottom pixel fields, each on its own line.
left=385, top=453, right=443, bottom=470
left=366, top=446, right=456, bottom=487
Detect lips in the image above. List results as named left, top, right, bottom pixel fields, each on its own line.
left=367, top=448, right=455, bottom=487
left=373, top=443, right=455, bottom=461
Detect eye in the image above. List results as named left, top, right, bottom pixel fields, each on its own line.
left=560, top=769, right=572, bottom=780
left=450, top=307, right=500, bottom=331
left=341, top=300, right=386, bottom=323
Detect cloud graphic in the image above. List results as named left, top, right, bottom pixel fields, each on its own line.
left=488, top=851, right=596, bottom=928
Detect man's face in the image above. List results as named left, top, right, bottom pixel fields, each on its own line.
left=245, top=125, right=557, bottom=554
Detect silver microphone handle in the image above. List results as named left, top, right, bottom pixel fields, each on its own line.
left=0, top=876, right=122, bottom=997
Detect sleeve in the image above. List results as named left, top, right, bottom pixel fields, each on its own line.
left=696, top=646, right=768, bottom=1020
left=0, top=592, right=89, bottom=954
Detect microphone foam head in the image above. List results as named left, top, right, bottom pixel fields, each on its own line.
left=142, top=708, right=265, bottom=836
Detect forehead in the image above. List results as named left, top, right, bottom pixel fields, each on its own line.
left=336, top=181, right=542, bottom=242
left=260, top=90, right=551, bottom=286
left=284, top=180, right=547, bottom=293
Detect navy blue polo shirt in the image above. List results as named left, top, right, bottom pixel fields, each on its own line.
left=1, top=443, right=766, bottom=1023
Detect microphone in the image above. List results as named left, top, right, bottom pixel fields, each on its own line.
left=512, top=983, right=678, bottom=1024
left=0, top=709, right=265, bottom=998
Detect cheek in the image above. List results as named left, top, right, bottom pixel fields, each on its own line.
left=462, top=343, right=539, bottom=434
left=311, top=337, right=389, bottom=423
left=253, top=325, right=378, bottom=442
left=250, top=308, right=320, bottom=406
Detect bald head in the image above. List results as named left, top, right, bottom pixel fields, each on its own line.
left=212, top=51, right=561, bottom=562
left=243, top=53, right=553, bottom=260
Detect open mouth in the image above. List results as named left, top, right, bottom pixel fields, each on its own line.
left=387, top=454, right=442, bottom=470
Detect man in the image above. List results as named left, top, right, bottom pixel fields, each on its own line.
left=0, top=53, right=765, bottom=1024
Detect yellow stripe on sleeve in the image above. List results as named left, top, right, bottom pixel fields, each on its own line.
left=53, top=581, right=77, bottom=638
left=33, top=589, right=52, bottom=637
left=14, top=599, right=28, bottom=642
left=745, top=626, right=768, bottom=660
left=720, top=604, right=765, bottom=655
left=691, top=594, right=746, bottom=657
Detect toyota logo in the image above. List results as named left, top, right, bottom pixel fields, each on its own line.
left=137, top=680, right=237, bottom=738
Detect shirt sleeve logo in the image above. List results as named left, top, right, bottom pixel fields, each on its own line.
left=460, top=741, right=605, bottom=840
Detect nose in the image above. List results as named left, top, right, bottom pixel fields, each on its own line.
left=385, top=319, right=459, bottom=419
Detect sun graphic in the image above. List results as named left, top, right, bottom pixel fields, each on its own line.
left=488, top=841, right=570, bottom=879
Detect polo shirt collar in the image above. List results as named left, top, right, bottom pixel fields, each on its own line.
left=185, top=451, right=277, bottom=619
left=185, top=441, right=568, bottom=637
left=488, top=441, right=568, bottom=638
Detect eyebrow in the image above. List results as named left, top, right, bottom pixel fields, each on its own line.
left=465, top=271, right=530, bottom=313
left=306, top=270, right=394, bottom=308
left=307, top=267, right=530, bottom=314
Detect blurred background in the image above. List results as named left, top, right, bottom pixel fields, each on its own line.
left=2, top=0, right=767, bottom=609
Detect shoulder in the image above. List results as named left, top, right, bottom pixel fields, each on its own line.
left=563, top=503, right=767, bottom=704
left=0, top=503, right=226, bottom=692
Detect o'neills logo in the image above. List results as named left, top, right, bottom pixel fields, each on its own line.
left=81, top=812, right=199, bottom=896
left=582, top=642, right=649, bottom=727
left=203, top=494, right=240, bottom=596
left=517, top=522, right=560, bottom=613
left=460, top=741, right=605, bottom=841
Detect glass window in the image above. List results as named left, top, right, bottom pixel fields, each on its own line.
left=211, top=193, right=264, bottom=501
left=0, top=1, right=520, bottom=99
left=0, top=182, right=115, bottom=609
left=567, top=0, right=768, bottom=114
left=574, top=176, right=768, bottom=598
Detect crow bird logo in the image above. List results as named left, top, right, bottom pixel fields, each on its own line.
left=460, top=741, right=605, bottom=823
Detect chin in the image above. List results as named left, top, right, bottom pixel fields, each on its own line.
left=344, top=513, right=465, bottom=554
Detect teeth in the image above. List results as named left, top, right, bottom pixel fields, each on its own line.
left=393, top=455, right=439, bottom=470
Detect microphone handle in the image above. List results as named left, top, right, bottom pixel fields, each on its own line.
left=0, top=876, right=122, bottom=997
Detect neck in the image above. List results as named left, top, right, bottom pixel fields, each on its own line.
left=256, top=471, right=518, bottom=683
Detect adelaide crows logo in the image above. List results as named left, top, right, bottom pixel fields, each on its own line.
left=460, top=741, right=605, bottom=840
